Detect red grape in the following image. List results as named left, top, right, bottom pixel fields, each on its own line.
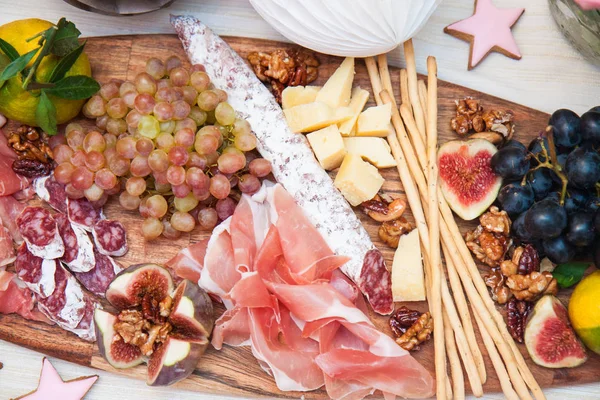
left=216, top=197, right=236, bottom=220
left=249, top=158, right=272, bottom=177
left=54, top=162, right=75, bottom=185
left=71, top=166, right=94, bottom=190
left=209, top=174, right=230, bottom=199
left=53, top=144, right=74, bottom=164
left=95, top=168, right=117, bottom=190
left=197, top=207, right=218, bottom=230
left=168, top=146, right=189, bottom=166
left=238, top=174, right=261, bottom=195
left=166, top=165, right=186, bottom=186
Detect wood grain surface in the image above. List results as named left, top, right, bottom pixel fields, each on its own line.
left=1, top=34, right=598, bottom=398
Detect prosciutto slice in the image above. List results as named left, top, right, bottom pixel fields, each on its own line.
left=0, top=270, right=50, bottom=323
left=168, top=183, right=433, bottom=399
left=0, top=132, right=29, bottom=196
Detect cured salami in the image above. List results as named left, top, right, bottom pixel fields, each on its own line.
left=55, top=213, right=96, bottom=273
left=67, top=198, right=104, bottom=230
left=356, top=250, right=393, bottom=315
left=16, top=206, right=64, bottom=259
left=172, top=16, right=393, bottom=314
left=92, top=220, right=128, bottom=257
left=36, top=261, right=97, bottom=341
left=34, top=176, right=68, bottom=213
left=14, top=244, right=57, bottom=298
left=73, top=249, right=121, bottom=297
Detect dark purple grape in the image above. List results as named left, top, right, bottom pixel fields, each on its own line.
left=524, top=198, right=567, bottom=239
left=549, top=109, right=581, bottom=149
left=528, top=137, right=550, bottom=164
left=527, top=168, right=556, bottom=200
left=589, top=106, right=600, bottom=113
left=503, top=140, right=527, bottom=152
left=497, top=183, right=534, bottom=217
left=565, top=147, right=600, bottom=189
left=594, top=237, right=600, bottom=269
left=491, top=147, right=530, bottom=180
left=564, top=188, right=590, bottom=215
left=580, top=111, right=600, bottom=145
left=542, top=235, right=576, bottom=264
left=586, top=197, right=600, bottom=213
left=566, top=212, right=596, bottom=247
left=545, top=191, right=561, bottom=204
left=512, top=212, right=533, bottom=242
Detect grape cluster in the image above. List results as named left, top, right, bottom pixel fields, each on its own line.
left=493, top=106, right=600, bottom=265
left=52, top=56, right=272, bottom=240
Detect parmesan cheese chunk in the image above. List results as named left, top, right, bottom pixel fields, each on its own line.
left=315, top=57, right=355, bottom=108
left=307, top=125, right=347, bottom=170
left=343, top=137, right=396, bottom=168
left=283, top=102, right=353, bottom=133
left=338, top=87, right=370, bottom=136
left=356, top=103, right=392, bottom=137
left=392, top=229, right=426, bottom=302
left=281, top=85, right=321, bottom=109
left=334, top=153, right=384, bottom=206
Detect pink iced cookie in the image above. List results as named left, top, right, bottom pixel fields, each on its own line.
left=15, top=358, right=98, bottom=400
left=444, top=0, right=525, bottom=69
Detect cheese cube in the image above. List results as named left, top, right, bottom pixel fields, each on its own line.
left=315, top=57, right=354, bottom=108
left=334, top=153, right=384, bottom=206
left=338, top=87, right=370, bottom=136
left=392, top=229, right=426, bottom=302
left=343, top=137, right=396, bottom=168
left=283, top=102, right=353, bottom=133
left=307, top=125, right=347, bottom=170
left=281, top=85, right=321, bottom=109
left=356, top=103, right=392, bottom=137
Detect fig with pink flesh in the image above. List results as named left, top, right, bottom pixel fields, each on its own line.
left=524, top=295, right=587, bottom=368
left=437, top=139, right=502, bottom=221
left=94, top=263, right=214, bottom=386
left=94, top=308, right=144, bottom=369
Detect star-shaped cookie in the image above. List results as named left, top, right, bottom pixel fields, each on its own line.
left=13, top=358, right=98, bottom=400
left=444, top=0, right=525, bottom=70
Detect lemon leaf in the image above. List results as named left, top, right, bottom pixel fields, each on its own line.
left=0, top=48, right=37, bottom=81
left=553, top=262, right=590, bottom=288
left=0, top=53, right=9, bottom=89
left=51, top=19, right=81, bottom=57
left=45, top=75, right=99, bottom=100
left=36, top=90, right=57, bottom=135
left=49, top=42, right=85, bottom=83
left=0, top=38, right=19, bottom=61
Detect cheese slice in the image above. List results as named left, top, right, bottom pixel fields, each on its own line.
left=338, top=87, right=370, bottom=136
left=284, top=102, right=353, bottom=133
left=392, top=229, right=426, bottom=302
left=281, top=85, right=321, bottom=109
left=307, top=125, right=347, bottom=170
left=356, top=103, right=392, bottom=137
left=334, top=153, right=384, bottom=206
left=315, top=57, right=355, bottom=108
left=343, top=137, right=396, bottom=168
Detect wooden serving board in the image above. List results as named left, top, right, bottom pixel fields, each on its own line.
left=1, top=34, right=598, bottom=398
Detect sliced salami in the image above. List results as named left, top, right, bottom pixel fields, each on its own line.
left=92, top=220, right=128, bottom=257
left=37, top=262, right=88, bottom=332
left=356, top=249, right=393, bottom=315
left=73, top=249, right=121, bottom=297
left=67, top=198, right=104, bottom=230
left=68, top=296, right=97, bottom=342
left=34, top=176, right=67, bottom=213
left=55, top=213, right=95, bottom=273
left=14, top=243, right=57, bottom=298
left=16, top=206, right=64, bottom=259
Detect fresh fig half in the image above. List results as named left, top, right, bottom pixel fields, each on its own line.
left=106, top=263, right=174, bottom=309
left=146, top=337, right=208, bottom=386
left=525, top=295, right=587, bottom=368
left=94, top=308, right=144, bottom=369
left=437, top=139, right=502, bottom=221
left=169, top=280, right=214, bottom=343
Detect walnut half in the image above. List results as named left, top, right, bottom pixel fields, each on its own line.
left=506, top=271, right=558, bottom=301
left=395, top=312, right=433, bottom=351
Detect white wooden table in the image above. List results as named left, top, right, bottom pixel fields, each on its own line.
left=0, top=0, right=599, bottom=399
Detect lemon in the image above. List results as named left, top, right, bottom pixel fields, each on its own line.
left=568, top=270, right=600, bottom=355
left=0, top=19, right=92, bottom=127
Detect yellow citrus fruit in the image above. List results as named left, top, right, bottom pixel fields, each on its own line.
left=0, top=18, right=92, bottom=127
left=568, top=269, right=600, bottom=355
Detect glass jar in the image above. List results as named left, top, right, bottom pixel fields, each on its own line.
left=549, top=0, right=600, bottom=66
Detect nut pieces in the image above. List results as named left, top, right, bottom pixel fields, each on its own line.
left=94, top=263, right=214, bottom=386
left=247, top=48, right=320, bottom=103
left=465, top=207, right=512, bottom=268
left=393, top=310, right=433, bottom=351
left=506, top=271, right=558, bottom=301
left=362, top=194, right=413, bottom=248
left=378, top=218, right=413, bottom=248
left=8, top=125, right=54, bottom=178
left=450, top=97, right=514, bottom=143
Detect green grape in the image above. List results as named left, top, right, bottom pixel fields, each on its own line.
left=138, top=115, right=160, bottom=139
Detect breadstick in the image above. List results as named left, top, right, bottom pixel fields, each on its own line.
left=444, top=309, right=464, bottom=400
left=400, top=68, right=411, bottom=112
left=418, top=80, right=428, bottom=122
left=403, top=40, right=426, bottom=137
left=377, top=54, right=396, bottom=108
left=399, top=104, right=427, bottom=172
left=444, top=246, right=487, bottom=383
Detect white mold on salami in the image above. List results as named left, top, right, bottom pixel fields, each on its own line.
left=56, top=213, right=96, bottom=273
left=58, top=276, right=87, bottom=328
left=172, top=15, right=393, bottom=314
left=92, top=220, right=128, bottom=257
left=33, top=175, right=50, bottom=202
left=14, top=244, right=58, bottom=298
left=16, top=206, right=65, bottom=259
